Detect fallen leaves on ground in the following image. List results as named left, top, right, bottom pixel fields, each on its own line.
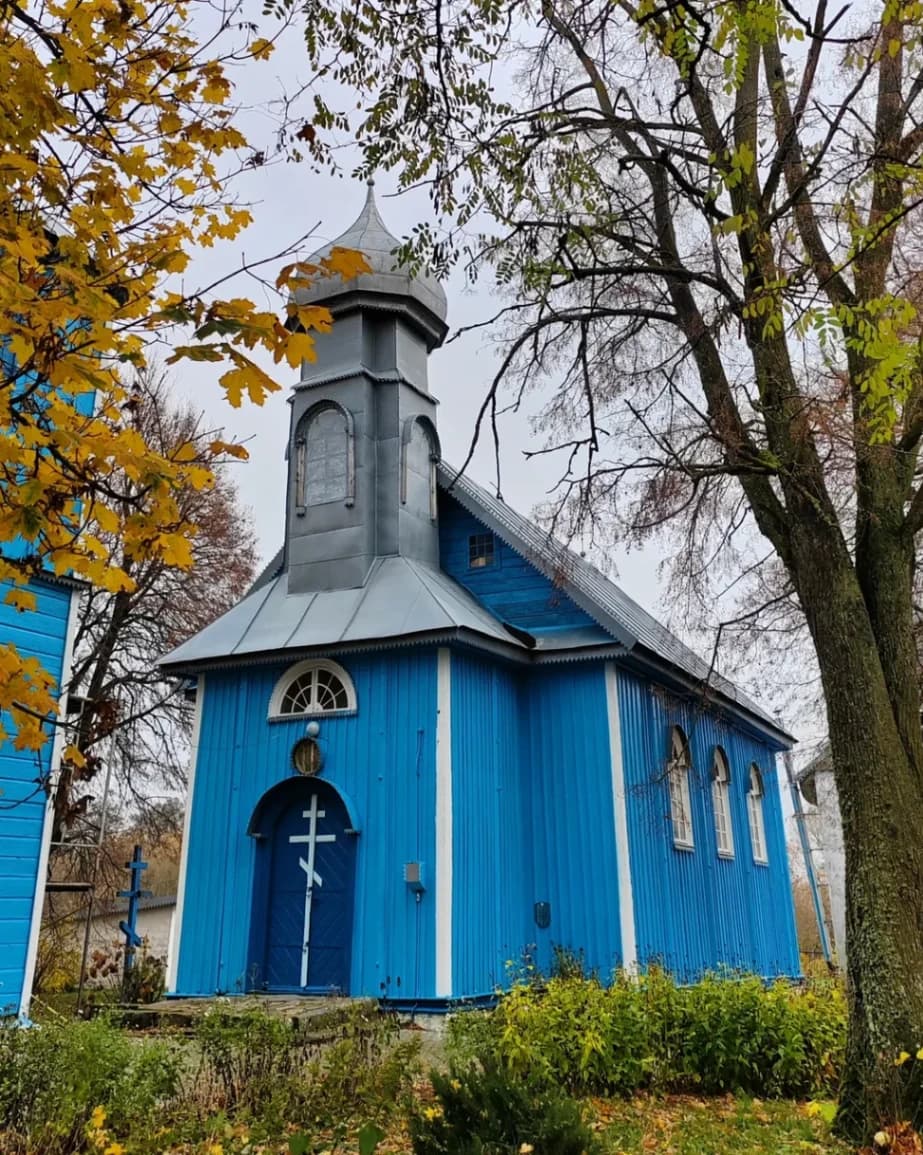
left=862, top=1122, right=923, bottom=1155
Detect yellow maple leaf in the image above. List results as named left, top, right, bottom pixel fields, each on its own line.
left=209, top=440, right=249, bottom=460
left=282, top=330, right=317, bottom=368
left=63, top=744, right=87, bottom=768
left=249, top=37, right=274, bottom=59
left=3, top=588, right=37, bottom=613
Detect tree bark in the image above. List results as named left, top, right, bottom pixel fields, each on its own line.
left=791, top=523, right=923, bottom=1138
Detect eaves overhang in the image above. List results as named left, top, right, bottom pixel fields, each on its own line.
left=159, top=626, right=629, bottom=678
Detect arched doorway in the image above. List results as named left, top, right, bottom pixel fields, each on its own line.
left=248, top=777, right=356, bottom=993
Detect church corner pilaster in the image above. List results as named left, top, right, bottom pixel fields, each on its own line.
left=166, top=673, right=206, bottom=994
left=605, top=661, right=638, bottom=973
left=435, top=647, right=453, bottom=998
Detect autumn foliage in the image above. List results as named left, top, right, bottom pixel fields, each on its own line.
left=0, top=0, right=368, bottom=749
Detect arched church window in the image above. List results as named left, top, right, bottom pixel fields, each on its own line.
left=268, top=659, right=357, bottom=720
left=293, top=402, right=355, bottom=514
left=711, top=746, right=734, bottom=857
left=748, top=763, right=769, bottom=864
left=400, top=414, right=440, bottom=520
left=667, top=724, right=694, bottom=849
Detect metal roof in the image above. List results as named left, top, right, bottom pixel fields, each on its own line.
left=89, top=894, right=177, bottom=918
left=293, top=183, right=448, bottom=326
left=438, top=462, right=786, bottom=737
left=159, top=554, right=528, bottom=670
left=160, top=455, right=786, bottom=740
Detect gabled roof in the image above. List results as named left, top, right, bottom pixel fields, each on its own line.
left=438, top=462, right=787, bottom=739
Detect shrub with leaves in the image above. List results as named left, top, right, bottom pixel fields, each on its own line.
left=410, top=1061, right=600, bottom=1155
left=0, top=1016, right=179, bottom=1153
left=448, top=970, right=845, bottom=1100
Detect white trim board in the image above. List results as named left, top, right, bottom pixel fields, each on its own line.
left=434, top=648, right=453, bottom=998
left=605, top=661, right=637, bottom=972
left=19, top=585, right=83, bottom=1019
left=165, top=674, right=205, bottom=993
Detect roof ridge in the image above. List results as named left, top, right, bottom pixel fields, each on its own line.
left=436, top=461, right=786, bottom=738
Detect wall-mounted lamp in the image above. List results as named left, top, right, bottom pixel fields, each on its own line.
left=404, top=861, right=425, bottom=900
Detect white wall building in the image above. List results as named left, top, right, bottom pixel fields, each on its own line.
left=798, top=748, right=846, bottom=967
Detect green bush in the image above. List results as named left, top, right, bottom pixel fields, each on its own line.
left=0, top=1015, right=180, bottom=1152
left=410, top=1061, right=601, bottom=1155
left=447, top=969, right=845, bottom=1100
left=0, top=1005, right=419, bottom=1153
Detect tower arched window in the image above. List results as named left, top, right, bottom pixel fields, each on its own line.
left=748, top=763, right=768, bottom=864
left=268, top=659, right=357, bottom=720
left=293, top=402, right=355, bottom=514
left=667, top=725, right=694, bottom=849
left=711, top=746, right=734, bottom=857
left=400, top=414, right=440, bottom=520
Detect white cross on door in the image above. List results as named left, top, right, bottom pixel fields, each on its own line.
left=288, top=793, right=337, bottom=987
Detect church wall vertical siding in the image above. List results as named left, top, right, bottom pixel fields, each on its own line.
left=450, top=652, right=531, bottom=998
left=524, top=663, right=624, bottom=979
left=174, top=649, right=439, bottom=1000
left=0, top=577, right=72, bottom=1016
left=438, top=494, right=596, bottom=633
left=616, top=665, right=800, bottom=980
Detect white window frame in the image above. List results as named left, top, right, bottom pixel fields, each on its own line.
left=711, top=746, right=735, bottom=858
left=748, top=763, right=769, bottom=864
left=268, top=659, right=357, bottom=720
left=668, top=725, right=694, bottom=850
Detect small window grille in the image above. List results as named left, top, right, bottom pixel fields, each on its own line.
left=270, top=661, right=356, bottom=719
left=712, top=747, right=734, bottom=857
left=668, top=725, right=694, bottom=849
left=748, top=763, right=768, bottom=863
left=468, top=532, right=495, bottom=569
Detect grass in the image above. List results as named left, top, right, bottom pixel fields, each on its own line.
left=587, top=1095, right=849, bottom=1155
left=206, top=1091, right=850, bottom=1155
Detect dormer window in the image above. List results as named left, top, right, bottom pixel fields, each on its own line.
left=468, top=533, right=495, bottom=569
left=294, top=401, right=355, bottom=514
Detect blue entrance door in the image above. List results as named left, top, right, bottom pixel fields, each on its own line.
left=251, top=779, right=355, bottom=993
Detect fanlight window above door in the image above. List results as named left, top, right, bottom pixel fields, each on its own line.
left=269, top=660, right=357, bottom=720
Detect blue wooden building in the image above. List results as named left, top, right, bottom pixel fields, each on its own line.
left=0, top=339, right=87, bottom=1019
left=0, top=575, right=81, bottom=1018
left=161, top=188, right=800, bottom=1004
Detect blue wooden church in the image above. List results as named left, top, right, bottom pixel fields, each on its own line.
left=161, top=188, right=800, bottom=1005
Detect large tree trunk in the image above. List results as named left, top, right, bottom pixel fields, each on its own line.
left=794, top=529, right=923, bottom=1138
